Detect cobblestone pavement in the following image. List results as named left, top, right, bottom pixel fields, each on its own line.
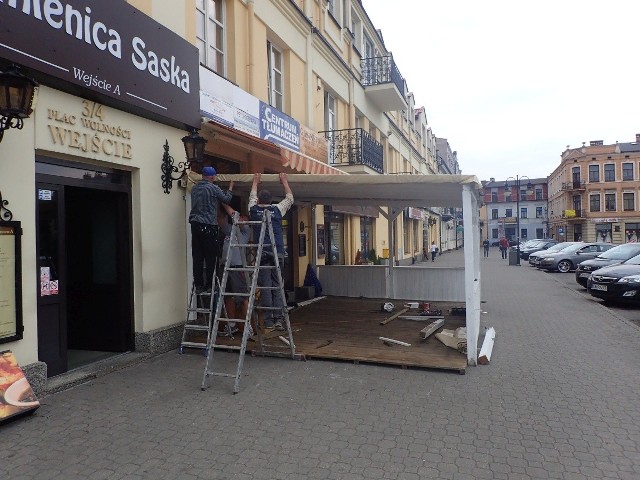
left=2, top=247, right=640, bottom=479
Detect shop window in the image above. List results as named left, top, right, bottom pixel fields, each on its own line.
left=196, top=0, right=225, bottom=75
left=596, top=224, right=612, bottom=243
left=324, top=211, right=344, bottom=265
left=267, top=42, right=284, bottom=111
left=625, top=223, right=640, bottom=243
left=360, top=216, right=374, bottom=255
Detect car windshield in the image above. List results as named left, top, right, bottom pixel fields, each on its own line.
left=556, top=243, right=586, bottom=254
left=595, top=243, right=640, bottom=260
left=524, top=241, right=545, bottom=248
left=622, top=253, right=640, bottom=265
left=544, top=242, right=577, bottom=253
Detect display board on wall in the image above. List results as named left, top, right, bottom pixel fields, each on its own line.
left=0, top=222, right=22, bottom=344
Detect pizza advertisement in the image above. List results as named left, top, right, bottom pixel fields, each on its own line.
left=0, top=350, right=40, bottom=425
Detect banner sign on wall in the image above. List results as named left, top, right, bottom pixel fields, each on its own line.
left=0, top=0, right=200, bottom=128
left=0, top=351, right=40, bottom=425
left=259, top=102, right=300, bottom=151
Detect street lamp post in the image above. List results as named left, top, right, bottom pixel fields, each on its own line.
left=504, top=176, right=533, bottom=266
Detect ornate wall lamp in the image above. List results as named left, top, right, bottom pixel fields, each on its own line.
left=0, top=65, right=38, bottom=143
left=161, top=129, right=208, bottom=194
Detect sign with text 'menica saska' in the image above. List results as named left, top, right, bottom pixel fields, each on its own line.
left=0, top=0, right=200, bottom=128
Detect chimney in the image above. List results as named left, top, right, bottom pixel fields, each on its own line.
left=590, top=140, right=603, bottom=146
left=490, top=177, right=495, bottom=182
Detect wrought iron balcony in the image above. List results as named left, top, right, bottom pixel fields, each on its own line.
left=561, top=181, right=586, bottom=191
left=320, top=128, right=384, bottom=174
left=360, top=55, right=406, bottom=111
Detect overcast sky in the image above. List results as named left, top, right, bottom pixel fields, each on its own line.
left=363, top=0, right=640, bottom=182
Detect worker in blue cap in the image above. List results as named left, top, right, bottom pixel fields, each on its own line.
left=189, top=166, right=234, bottom=294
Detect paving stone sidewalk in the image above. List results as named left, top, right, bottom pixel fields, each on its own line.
left=2, top=247, right=640, bottom=479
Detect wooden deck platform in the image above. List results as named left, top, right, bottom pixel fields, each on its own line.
left=212, top=296, right=468, bottom=374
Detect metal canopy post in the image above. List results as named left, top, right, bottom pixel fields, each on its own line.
left=462, top=184, right=481, bottom=365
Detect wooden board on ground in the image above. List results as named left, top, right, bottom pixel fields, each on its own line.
left=212, top=296, right=467, bottom=373
left=379, top=307, right=409, bottom=325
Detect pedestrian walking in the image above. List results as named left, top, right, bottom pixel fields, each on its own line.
left=483, top=238, right=490, bottom=257
left=430, top=241, right=438, bottom=262
left=499, top=236, right=509, bottom=259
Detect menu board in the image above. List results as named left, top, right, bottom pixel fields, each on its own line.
left=0, top=350, right=40, bottom=424
left=0, top=222, right=22, bottom=344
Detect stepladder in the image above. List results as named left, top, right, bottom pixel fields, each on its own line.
left=180, top=265, right=224, bottom=355
left=201, top=210, right=301, bottom=394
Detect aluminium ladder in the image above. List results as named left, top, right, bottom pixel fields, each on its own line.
left=201, top=210, right=298, bottom=394
left=179, top=265, right=224, bottom=355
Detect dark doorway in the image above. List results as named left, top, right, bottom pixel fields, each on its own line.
left=36, top=160, right=132, bottom=377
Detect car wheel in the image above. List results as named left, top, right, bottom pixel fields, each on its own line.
left=557, top=260, right=572, bottom=273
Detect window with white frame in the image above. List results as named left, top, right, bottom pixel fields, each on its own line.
left=590, top=193, right=601, bottom=212
left=605, top=192, right=616, bottom=211
left=327, top=0, right=338, bottom=19
left=520, top=207, right=528, bottom=218
left=623, top=192, right=635, bottom=211
left=623, top=162, right=634, bottom=181
left=588, top=164, right=600, bottom=182
left=267, top=42, right=284, bottom=111
left=196, top=0, right=225, bottom=75
left=536, top=207, right=543, bottom=218
left=363, top=34, right=374, bottom=59
left=324, top=92, right=337, bottom=131
left=604, top=164, right=615, bottom=182
left=350, top=8, right=361, bottom=46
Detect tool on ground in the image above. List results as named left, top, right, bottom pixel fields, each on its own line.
left=201, top=210, right=299, bottom=394
left=379, top=307, right=409, bottom=325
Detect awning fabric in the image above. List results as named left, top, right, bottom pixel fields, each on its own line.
left=216, top=173, right=481, bottom=208
left=281, top=148, right=346, bottom=175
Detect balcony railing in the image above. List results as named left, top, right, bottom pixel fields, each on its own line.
left=561, top=181, right=586, bottom=190
left=361, top=55, right=404, bottom=93
left=320, top=128, right=384, bottom=174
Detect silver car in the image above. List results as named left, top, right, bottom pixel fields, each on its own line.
left=538, top=242, right=614, bottom=272
left=528, top=242, right=579, bottom=267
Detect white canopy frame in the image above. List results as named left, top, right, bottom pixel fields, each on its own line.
left=217, top=173, right=483, bottom=366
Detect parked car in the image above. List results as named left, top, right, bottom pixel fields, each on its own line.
left=575, top=243, right=640, bottom=288
left=587, top=254, right=640, bottom=304
left=537, top=242, right=614, bottom=272
left=528, top=242, right=579, bottom=267
left=519, top=239, right=559, bottom=260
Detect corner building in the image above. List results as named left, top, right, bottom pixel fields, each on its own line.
left=548, top=136, right=640, bottom=243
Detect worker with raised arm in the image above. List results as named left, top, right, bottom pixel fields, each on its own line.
left=248, top=173, right=294, bottom=330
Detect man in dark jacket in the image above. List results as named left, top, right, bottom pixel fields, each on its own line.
left=189, top=166, right=234, bottom=293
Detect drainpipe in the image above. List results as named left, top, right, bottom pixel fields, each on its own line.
left=246, top=0, right=255, bottom=94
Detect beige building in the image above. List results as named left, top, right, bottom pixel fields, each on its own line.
left=0, top=0, right=455, bottom=390
left=548, top=136, right=640, bottom=243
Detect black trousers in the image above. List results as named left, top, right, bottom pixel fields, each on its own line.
left=191, top=223, right=221, bottom=289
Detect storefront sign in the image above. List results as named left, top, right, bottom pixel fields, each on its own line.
left=408, top=207, right=424, bottom=220
left=300, top=125, right=328, bottom=162
left=0, top=0, right=200, bottom=127
left=45, top=99, right=133, bottom=159
left=591, top=218, right=619, bottom=223
left=0, top=223, right=23, bottom=344
left=259, top=102, right=300, bottom=151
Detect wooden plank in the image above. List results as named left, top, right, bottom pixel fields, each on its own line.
left=400, top=315, right=445, bottom=322
left=379, top=337, right=411, bottom=347
left=379, top=307, right=409, bottom=325
left=420, top=318, right=445, bottom=340
left=478, top=327, right=495, bottom=365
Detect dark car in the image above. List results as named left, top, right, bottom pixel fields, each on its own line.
left=588, top=254, right=640, bottom=304
left=528, top=242, right=579, bottom=267
left=575, top=243, right=640, bottom=288
left=538, top=242, right=614, bottom=272
left=519, top=239, right=558, bottom=260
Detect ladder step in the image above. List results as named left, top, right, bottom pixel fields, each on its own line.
left=226, top=267, right=255, bottom=272
left=257, top=286, right=282, bottom=290
left=187, top=308, right=214, bottom=314
left=210, top=345, right=243, bottom=351
left=183, top=324, right=210, bottom=331
left=181, top=341, right=208, bottom=348
left=220, top=292, right=251, bottom=297
left=255, top=306, right=288, bottom=311
left=213, top=318, right=249, bottom=323
left=205, top=372, right=237, bottom=378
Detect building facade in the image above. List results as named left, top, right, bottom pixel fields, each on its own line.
left=482, top=178, right=549, bottom=244
left=548, top=136, right=640, bottom=243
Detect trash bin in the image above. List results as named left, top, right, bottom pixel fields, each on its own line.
left=508, top=248, right=519, bottom=265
